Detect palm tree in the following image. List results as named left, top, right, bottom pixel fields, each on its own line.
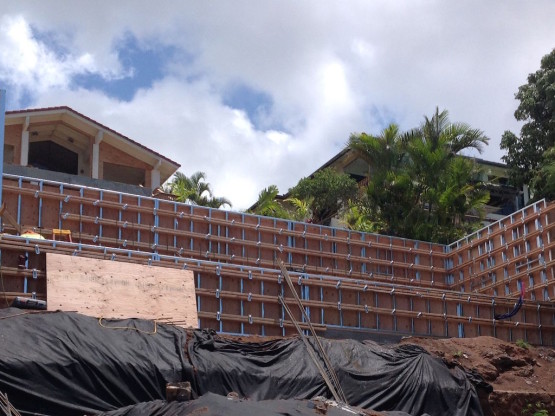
left=249, top=185, right=290, bottom=219
left=406, top=108, right=489, bottom=241
left=168, top=171, right=231, bottom=209
left=347, top=109, right=490, bottom=243
left=348, top=123, right=417, bottom=236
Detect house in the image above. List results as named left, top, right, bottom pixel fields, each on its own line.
left=305, top=147, right=524, bottom=225
left=3, top=106, right=180, bottom=194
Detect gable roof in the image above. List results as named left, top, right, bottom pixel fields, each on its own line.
left=5, top=106, right=180, bottom=182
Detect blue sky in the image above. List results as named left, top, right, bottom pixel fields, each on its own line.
left=1, top=2, right=554, bottom=209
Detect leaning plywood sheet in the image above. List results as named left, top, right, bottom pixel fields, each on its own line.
left=46, top=253, right=197, bottom=328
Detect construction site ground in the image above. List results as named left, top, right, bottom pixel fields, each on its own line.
left=399, top=335, right=555, bottom=416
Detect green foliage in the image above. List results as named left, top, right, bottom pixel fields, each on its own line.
left=289, top=168, right=358, bottom=225
left=167, top=171, right=231, bottom=208
left=452, top=350, right=463, bottom=358
left=249, top=185, right=290, bottom=219
left=348, top=108, right=490, bottom=243
left=515, top=339, right=530, bottom=349
left=522, top=401, right=549, bottom=416
left=284, top=196, right=313, bottom=222
left=501, top=48, right=555, bottom=198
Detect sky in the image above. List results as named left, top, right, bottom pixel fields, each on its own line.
left=0, top=2, right=554, bottom=210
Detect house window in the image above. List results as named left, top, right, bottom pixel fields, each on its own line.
left=29, top=140, right=78, bottom=174
left=103, top=162, right=146, bottom=186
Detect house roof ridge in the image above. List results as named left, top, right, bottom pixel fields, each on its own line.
left=6, top=106, right=180, bottom=168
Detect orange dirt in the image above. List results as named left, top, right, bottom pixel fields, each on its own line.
left=400, top=336, right=554, bottom=416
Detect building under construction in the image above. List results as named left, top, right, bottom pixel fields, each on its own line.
left=0, top=106, right=553, bottom=346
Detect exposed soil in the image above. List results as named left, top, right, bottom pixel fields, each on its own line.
left=400, top=336, right=555, bottom=416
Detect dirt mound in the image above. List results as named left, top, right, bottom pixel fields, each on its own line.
left=400, top=336, right=554, bottom=416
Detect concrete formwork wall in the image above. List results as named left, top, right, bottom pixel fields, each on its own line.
left=0, top=174, right=553, bottom=345
left=448, top=201, right=554, bottom=303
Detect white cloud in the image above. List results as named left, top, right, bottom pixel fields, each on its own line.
left=1, top=2, right=555, bottom=209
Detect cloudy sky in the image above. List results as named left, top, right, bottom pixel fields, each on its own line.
left=1, top=2, right=554, bottom=209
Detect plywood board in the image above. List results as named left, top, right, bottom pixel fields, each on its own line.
left=46, top=253, right=197, bottom=327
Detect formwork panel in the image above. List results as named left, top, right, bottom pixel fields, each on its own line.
left=445, top=299, right=460, bottom=337
left=340, top=286, right=359, bottom=327
left=427, top=296, right=445, bottom=337
left=258, top=217, right=278, bottom=265
left=394, top=294, right=412, bottom=333
left=410, top=295, right=429, bottom=335
left=46, top=253, right=197, bottom=327
left=190, top=206, right=210, bottom=259
left=304, top=284, right=324, bottom=326
left=377, top=291, right=394, bottom=331
left=319, top=229, right=335, bottom=272
left=289, top=223, right=307, bottom=268
left=321, top=284, right=340, bottom=326
left=305, top=224, right=325, bottom=271
left=334, top=229, right=350, bottom=274
left=220, top=272, right=242, bottom=332
left=357, top=290, right=377, bottom=330
left=242, top=215, right=261, bottom=266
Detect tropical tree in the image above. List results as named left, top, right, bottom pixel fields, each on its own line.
left=167, top=171, right=231, bottom=208
left=289, top=168, right=358, bottom=225
left=406, top=108, right=489, bottom=241
left=348, top=123, right=416, bottom=236
left=501, top=48, right=555, bottom=199
left=348, top=109, right=490, bottom=243
left=249, top=185, right=290, bottom=219
left=283, top=196, right=313, bottom=222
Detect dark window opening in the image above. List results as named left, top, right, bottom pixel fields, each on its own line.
left=29, top=141, right=78, bottom=175
left=103, top=162, right=145, bottom=186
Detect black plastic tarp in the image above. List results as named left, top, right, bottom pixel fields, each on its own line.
left=98, top=393, right=417, bottom=416
left=0, top=308, right=188, bottom=415
left=0, top=309, right=484, bottom=416
left=188, top=330, right=483, bottom=416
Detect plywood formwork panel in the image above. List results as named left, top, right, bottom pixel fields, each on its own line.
left=333, top=229, right=350, bottom=273
left=427, top=295, right=446, bottom=337
left=242, top=214, right=261, bottom=266
left=340, top=286, right=359, bottom=327
left=394, top=294, right=412, bottom=333
left=376, top=291, right=393, bottom=331
left=305, top=224, right=325, bottom=272
left=2, top=176, right=554, bottom=344
left=46, top=253, right=197, bottom=327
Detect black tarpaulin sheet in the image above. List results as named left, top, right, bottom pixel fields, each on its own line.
left=98, top=393, right=417, bottom=416
left=0, top=310, right=484, bottom=416
left=0, top=308, right=188, bottom=415
left=188, top=330, right=483, bottom=416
